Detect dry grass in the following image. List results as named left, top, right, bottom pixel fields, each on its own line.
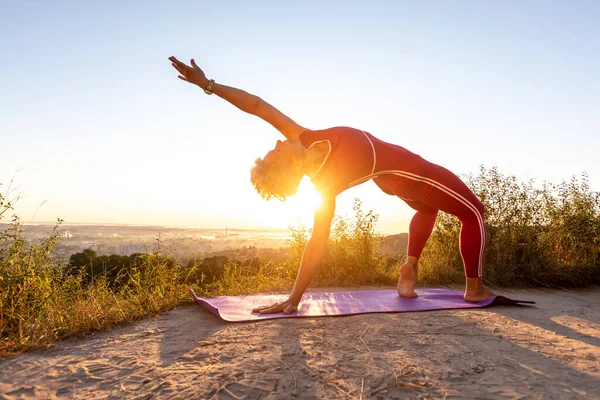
left=1, top=167, right=599, bottom=355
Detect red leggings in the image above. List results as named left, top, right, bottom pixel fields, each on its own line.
left=402, top=165, right=486, bottom=278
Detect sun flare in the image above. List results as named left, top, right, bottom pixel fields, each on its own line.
left=254, top=176, right=323, bottom=229
left=286, top=176, right=323, bottom=219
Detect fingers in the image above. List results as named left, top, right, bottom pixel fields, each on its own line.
left=172, top=63, right=187, bottom=75
left=168, top=56, right=188, bottom=69
left=252, top=303, right=278, bottom=313
left=191, top=59, right=198, bottom=69
left=177, top=75, right=189, bottom=82
left=259, top=304, right=285, bottom=314
left=252, top=302, right=298, bottom=315
left=169, top=56, right=191, bottom=78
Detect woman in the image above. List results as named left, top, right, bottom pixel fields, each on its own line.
left=169, top=56, right=494, bottom=315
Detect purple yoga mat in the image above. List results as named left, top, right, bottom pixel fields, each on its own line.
left=190, top=288, right=534, bottom=322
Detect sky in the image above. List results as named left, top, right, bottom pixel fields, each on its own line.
left=1, top=0, right=599, bottom=233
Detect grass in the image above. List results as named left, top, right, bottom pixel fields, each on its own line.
left=418, top=167, right=600, bottom=287
left=1, top=166, right=599, bottom=356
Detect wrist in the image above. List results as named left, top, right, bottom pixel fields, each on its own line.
left=201, top=79, right=215, bottom=95
left=196, top=76, right=209, bottom=88
left=288, top=294, right=302, bottom=305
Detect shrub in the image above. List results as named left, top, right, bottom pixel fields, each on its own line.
left=289, top=199, right=393, bottom=286
left=0, top=191, right=194, bottom=355
left=418, top=167, right=600, bottom=287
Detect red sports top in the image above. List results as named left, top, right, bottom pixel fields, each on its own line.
left=299, top=126, right=433, bottom=200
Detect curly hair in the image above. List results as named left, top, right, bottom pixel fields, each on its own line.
left=250, top=150, right=305, bottom=201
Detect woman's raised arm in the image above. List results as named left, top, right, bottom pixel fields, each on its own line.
left=169, top=56, right=307, bottom=140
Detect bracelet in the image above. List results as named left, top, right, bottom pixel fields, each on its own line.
left=204, top=79, right=215, bottom=95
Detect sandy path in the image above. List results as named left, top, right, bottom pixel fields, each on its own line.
left=1, top=287, right=599, bottom=399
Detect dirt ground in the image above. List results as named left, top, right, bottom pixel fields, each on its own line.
left=0, top=287, right=598, bottom=399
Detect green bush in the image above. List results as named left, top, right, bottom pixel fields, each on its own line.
left=302, top=199, right=392, bottom=286
left=418, top=167, right=600, bottom=287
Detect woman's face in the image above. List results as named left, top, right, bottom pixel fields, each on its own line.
left=266, top=139, right=305, bottom=163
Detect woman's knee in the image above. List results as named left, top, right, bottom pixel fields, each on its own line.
left=457, top=197, right=484, bottom=223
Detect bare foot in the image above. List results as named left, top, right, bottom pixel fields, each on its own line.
left=463, top=287, right=495, bottom=302
left=397, top=262, right=418, bottom=298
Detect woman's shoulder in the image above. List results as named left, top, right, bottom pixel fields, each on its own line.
left=299, top=126, right=359, bottom=144
left=306, top=126, right=359, bottom=133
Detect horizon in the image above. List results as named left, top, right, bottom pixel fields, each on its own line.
left=2, top=1, right=598, bottom=233
left=0, top=220, right=406, bottom=236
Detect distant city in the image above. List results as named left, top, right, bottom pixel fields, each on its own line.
left=0, top=223, right=293, bottom=263
left=0, top=222, right=408, bottom=264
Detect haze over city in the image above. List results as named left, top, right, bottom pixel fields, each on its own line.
left=2, top=1, right=598, bottom=233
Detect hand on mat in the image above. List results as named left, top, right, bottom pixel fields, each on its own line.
left=169, top=56, right=209, bottom=88
left=252, top=299, right=298, bottom=315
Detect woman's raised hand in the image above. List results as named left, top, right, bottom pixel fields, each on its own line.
left=169, top=56, right=209, bottom=88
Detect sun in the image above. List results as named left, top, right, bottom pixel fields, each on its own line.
left=244, top=176, right=323, bottom=230
left=260, top=175, right=322, bottom=228
left=286, top=176, right=323, bottom=220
